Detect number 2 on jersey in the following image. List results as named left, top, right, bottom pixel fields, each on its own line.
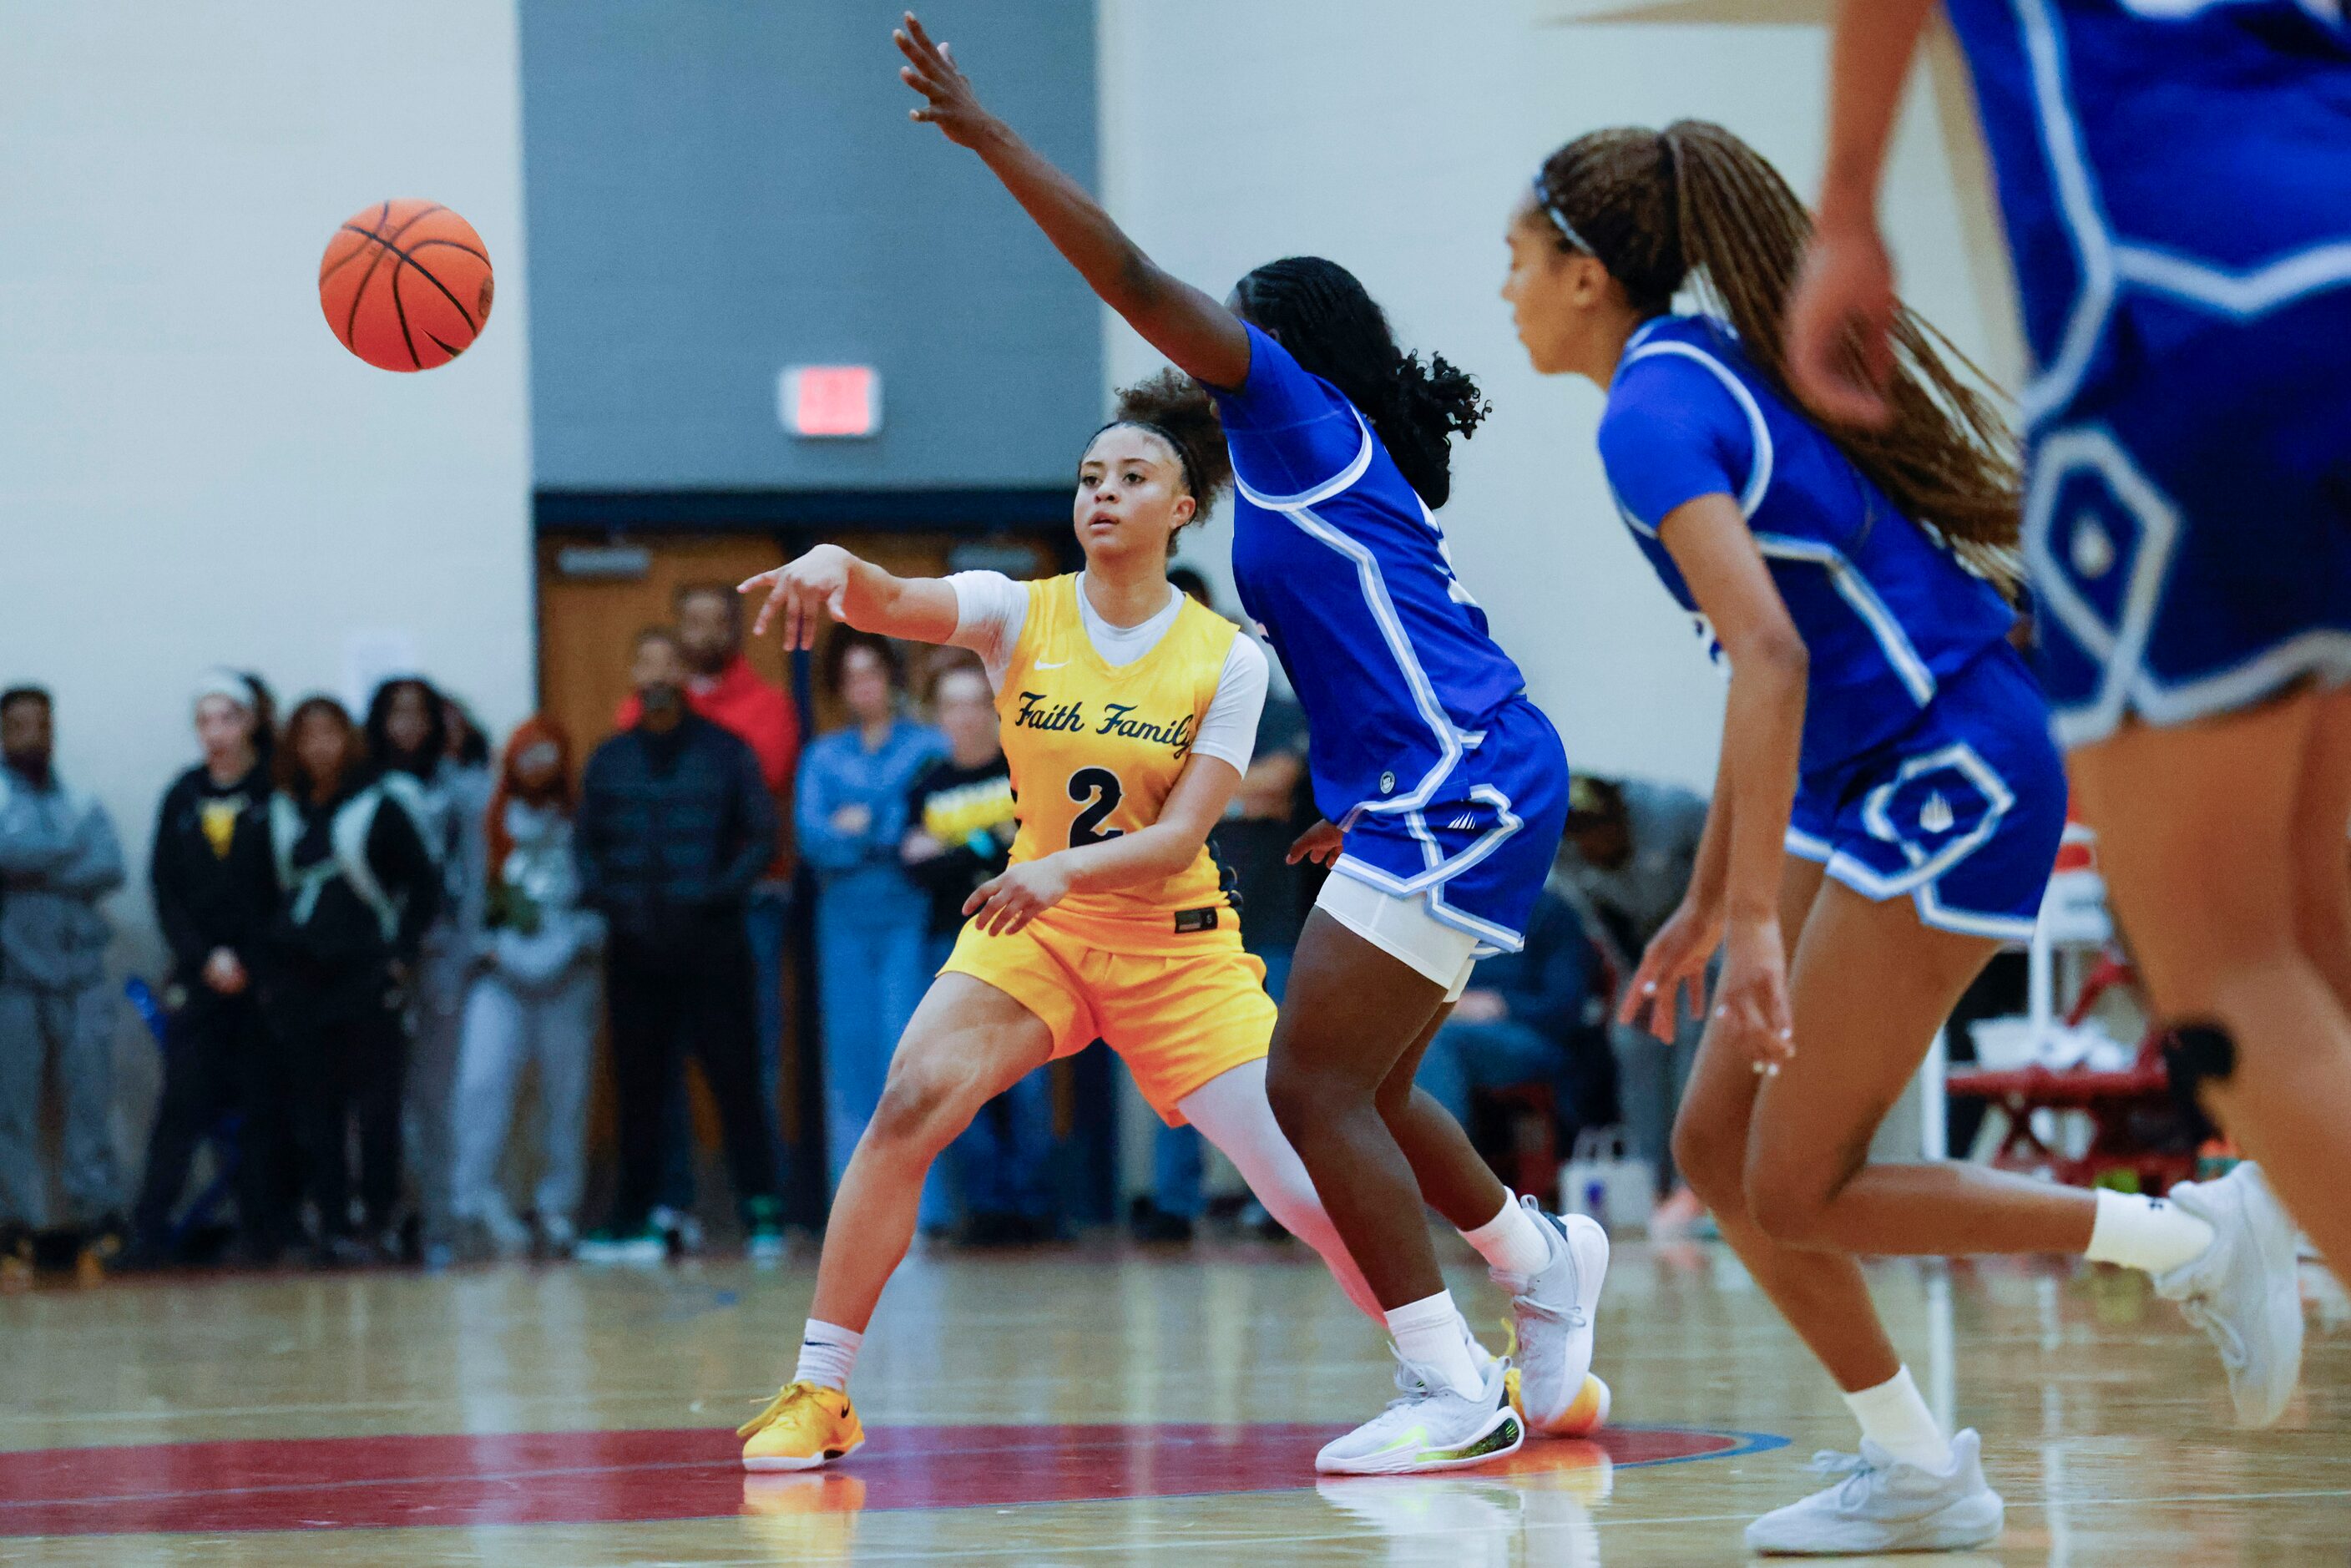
left=1067, top=766, right=1125, bottom=847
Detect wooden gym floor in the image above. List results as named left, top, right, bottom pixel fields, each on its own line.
left=3, top=1236, right=2347, bottom=1565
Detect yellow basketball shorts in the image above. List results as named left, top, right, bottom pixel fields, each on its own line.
left=937, top=915, right=1275, bottom=1125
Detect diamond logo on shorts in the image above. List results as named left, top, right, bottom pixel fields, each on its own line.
left=1919, top=791, right=1956, bottom=835
left=1448, top=812, right=1479, bottom=832
left=2070, top=514, right=2116, bottom=579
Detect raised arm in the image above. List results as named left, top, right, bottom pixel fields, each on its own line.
left=1783, top=0, right=1937, bottom=427
left=739, top=543, right=961, bottom=650
left=892, top=12, right=1251, bottom=389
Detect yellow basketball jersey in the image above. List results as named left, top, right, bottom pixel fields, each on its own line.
left=998, top=574, right=1241, bottom=956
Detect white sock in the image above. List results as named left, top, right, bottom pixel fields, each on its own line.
left=1385, top=1289, right=1485, bottom=1399
left=1460, top=1195, right=1555, bottom=1278
left=1843, top=1365, right=1952, bottom=1474
left=2083, top=1188, right=2215, bottom=1277
left=794, top=1318, right=863, bottom=1392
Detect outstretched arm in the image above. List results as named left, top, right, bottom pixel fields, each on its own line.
left=739, top=543, right=961, bottom=650
left=1783, top=0, right=1936, bottom=427
left=893, top=12, right=1251, bottom=389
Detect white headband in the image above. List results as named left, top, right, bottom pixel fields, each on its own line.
left=1532, top=174, right=1594, bottom=255
left=191, top=669, right=254, bottom=713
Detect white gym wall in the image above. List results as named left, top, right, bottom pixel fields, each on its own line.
left=0, top=0, right=533, bottom=1155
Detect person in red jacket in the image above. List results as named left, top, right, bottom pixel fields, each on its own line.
left=614, top=585, right=801, bottom=1230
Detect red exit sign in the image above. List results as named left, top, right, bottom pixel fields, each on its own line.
left=780, top=364, right=882, bottom=438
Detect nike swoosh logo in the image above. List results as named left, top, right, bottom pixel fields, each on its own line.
left=1036, top=660, right=1069, bottom=669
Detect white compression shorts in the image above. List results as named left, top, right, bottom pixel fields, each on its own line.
left=1312, top=872, right=1480, bottom=1001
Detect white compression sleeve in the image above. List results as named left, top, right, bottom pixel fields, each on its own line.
left=1188, top=635, right=1268, bottom=773
left=945, top=570, right=1029, bottom=690
left=1176, top=1056, right=1383, bottom=1322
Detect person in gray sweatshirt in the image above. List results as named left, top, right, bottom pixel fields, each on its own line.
left=450, top=717, right=604, bottom=1257
left=0, top=686, right=127, bottom=1278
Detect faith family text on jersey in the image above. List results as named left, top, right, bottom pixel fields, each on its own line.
left=1013, top=690, right=1197, bottom=756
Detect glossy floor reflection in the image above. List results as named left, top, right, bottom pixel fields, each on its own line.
left=5, top=1236, right=2347, bottom=1564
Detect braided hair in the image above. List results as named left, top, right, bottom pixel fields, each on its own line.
left=1231, top=257, right=1489, bottom=508
left=1534, top=122, right=2021, bottom=589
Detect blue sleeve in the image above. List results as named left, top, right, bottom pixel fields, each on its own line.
left=1595, top=355, right=1753, bottom=532
left=1204, top=323, right=1367, bottom=503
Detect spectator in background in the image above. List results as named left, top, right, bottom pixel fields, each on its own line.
left=129, top=671, right=287, bottom=1267
left=365, top=675, right=490, bottom=1263
left=451, top=717, right=603, bottom=1259
left=260, top=697, right=439, bottom=1267
left=576, top=630, right=783, bottom=1259
left=1413, top=883, right=1610, bottom=1144
left=1552, top=774, right=1709, bottom=1227
left=619, top=584, right=801, bottom=1201
left=0, top=687, right=127, bottom=1282
left=795, top=632, right=942, bottom=1215
left=1135, top=569, right=1313, bottom=1243
left=442, top=696, right=491, bottom=771
left=902, top=652, right=1045, bottom=1243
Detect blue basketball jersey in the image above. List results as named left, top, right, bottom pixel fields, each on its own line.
left=1939, top=0, right=2351, bottom=427
left=1596, top=316, right=2017, bottom=781
left=1211, top=324, right=1534, bottom=832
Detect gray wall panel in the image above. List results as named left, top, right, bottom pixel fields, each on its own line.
left=522, top=1, right=1100, bottom=490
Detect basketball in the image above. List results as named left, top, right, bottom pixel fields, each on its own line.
left=318, top=200, right=493, bottom=372
left=1553, top=1373, right=1612, bottom=1439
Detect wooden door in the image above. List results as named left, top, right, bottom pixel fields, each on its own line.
left=534, top=534, right=791, bottom=760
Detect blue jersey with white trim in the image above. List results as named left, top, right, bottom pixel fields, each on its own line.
left=1940, top=0, right=2351, bottom=423
left=1596, top=316, right=2016, bottom=778
left=1210, top=324, right=1530, bottom=829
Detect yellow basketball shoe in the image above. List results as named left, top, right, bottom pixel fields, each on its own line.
left=740, top=1382, right=866, bottom=1471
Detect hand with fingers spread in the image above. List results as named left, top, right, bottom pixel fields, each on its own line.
left=1287, top=819, right=1342, bottom=869
left=895, top=12, right=997, bottom=148
left=1714, top=917, right=1797, bottom=1077
left=1619, top=896, right=1722, bottom=1044
left=1784, top=214, right=1898, bottom=431
left=963, top=857, right=1074, bottom=938
left=739, top=544, right=856, bottom=650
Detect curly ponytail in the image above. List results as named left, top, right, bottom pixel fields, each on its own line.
left=1537, top=121, right=2022, bottom=589
left=1233, top=256, right=1489, bottom=508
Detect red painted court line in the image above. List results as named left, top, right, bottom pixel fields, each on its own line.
left=0, top=1422, right=1763, bottom=1536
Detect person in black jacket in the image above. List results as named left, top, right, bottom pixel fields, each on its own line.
left=128, top=671, right=288, bottom=1266
left=575, top=630, right=781, bottom=1256
left=260, top=696, right=440, bottom=1266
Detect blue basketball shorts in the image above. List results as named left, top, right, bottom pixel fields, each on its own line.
left=1328, top=695, right=1570, bottom=956
left=1787, top=643, right=2065, bottom=942
left=2024, top=286, right=2351, bottom=748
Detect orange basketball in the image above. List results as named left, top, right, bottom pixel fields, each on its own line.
left=318, top=200, right=494, bottom=372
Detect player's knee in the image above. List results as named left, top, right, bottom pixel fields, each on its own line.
left=1740, top=1153, right=1844, bottom=1250
left=1263, top=1057, right=1332, bottom=1143
left=1670, top=1104, right=1745, bottom=1214
left=868, top=1063, right=978, bottom=1156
